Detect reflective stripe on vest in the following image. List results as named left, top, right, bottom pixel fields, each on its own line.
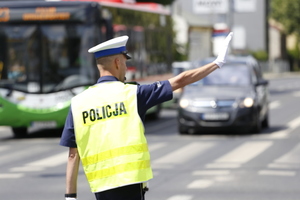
left=71, top=81, right=153, bottom=193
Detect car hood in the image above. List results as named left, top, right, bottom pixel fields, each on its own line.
left=182, top=86, right=255, bottom=100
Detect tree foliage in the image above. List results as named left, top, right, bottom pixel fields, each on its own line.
left=271, top=0, right=300, bottom=68
left=136, top=0, right=175, bottom=5
left=105, top=6, right=175, bottom=67
left=270, top=0, right=300, bottom=35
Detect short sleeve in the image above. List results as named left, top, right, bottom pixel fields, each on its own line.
left=137, top=80, right=173, bottom=119
left=60, top=108, right=77, bottom=148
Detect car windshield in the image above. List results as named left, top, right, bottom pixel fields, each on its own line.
left=193, top=64, right=251, bottom=86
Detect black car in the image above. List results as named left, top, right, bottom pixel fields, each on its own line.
left=177, top=55, right=269, bottom=134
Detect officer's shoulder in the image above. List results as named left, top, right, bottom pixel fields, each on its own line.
left=125, top=81, right=140, bottom=86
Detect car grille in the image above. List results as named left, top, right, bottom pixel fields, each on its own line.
left=191, top=100, right=235, bottom=108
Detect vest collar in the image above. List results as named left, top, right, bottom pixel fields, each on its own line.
left=96, top=76, right=119, bottom=84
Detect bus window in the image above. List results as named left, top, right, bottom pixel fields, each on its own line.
left=0, top=31, right=6, bottom=80
left=0, top=24, right=98, bottom=94
left=40, top=24, right=97, bottom=92
left=4, top=25, right=40, bottom=90
left=0, top=61, right=3, bottom=80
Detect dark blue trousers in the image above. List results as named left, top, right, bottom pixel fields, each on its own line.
left=94, top=183, right=146, bottom=200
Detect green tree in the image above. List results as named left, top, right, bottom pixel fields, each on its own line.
left=271, top=0, right=300, bottom=34
left=271, top=0, right=300, bottom=69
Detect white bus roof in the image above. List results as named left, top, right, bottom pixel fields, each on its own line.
left=48, top=0, right=170, bottom=15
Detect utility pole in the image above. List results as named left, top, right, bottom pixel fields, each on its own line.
left=227, top=0, right=234, bottom=53
left=227, top=0, right=234, bottom=32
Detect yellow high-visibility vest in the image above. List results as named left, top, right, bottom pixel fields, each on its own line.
left=71, top=81, right=153, bottom=193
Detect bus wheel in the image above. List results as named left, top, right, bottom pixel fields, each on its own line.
left=12, top=127, right=28, bottom=138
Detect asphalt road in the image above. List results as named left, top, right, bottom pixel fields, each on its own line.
left=0, top=74, right=300, bottom=200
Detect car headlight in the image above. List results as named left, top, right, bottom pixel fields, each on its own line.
left=179, top=99, right=189, bottom=108
left=241, top=97, right=254, bottom=108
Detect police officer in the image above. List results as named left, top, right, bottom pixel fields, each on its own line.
left=60, top=33, right=233, bottom=200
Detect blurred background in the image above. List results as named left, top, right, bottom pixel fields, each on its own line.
left=0, top=1, right=300, bottom=200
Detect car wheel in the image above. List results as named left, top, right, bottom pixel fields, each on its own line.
left=262, top=112, right=269, bottom=128
left=178, top=124, right=188, bottom=134
left=12, top=127, right=28, bottom=138
left=251, top=113, right=262, bottom=133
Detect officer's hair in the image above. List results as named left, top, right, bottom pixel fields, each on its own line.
left=96, top=56, right=115, bottom=70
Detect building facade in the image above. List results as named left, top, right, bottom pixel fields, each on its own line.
left=172, top=0, right=269, bottom=61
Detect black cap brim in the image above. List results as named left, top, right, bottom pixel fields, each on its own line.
left=122, top=51, right=131, bottom=60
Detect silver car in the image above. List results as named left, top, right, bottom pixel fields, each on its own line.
left=177, top=55, right=269, bottom=134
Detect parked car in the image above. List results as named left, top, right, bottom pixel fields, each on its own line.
left=177, top=55, right=269, bottom=134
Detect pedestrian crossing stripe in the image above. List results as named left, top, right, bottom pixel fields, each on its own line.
left=167, top=195, right=193, bottom=200
left=152, top=142, right=216, bottom=164
left=213, top=141, right=273, bottom=164
left=0, top=173, right=23, bottom=179
left=258, top=170, right=296, bottom=176
left=0, top=140, right=299, bottom=182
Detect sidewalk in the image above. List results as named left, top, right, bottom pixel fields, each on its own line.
left=263, top=71, right=300, bottom=80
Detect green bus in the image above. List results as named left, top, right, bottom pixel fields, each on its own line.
left=0, top=0, right=174, bottom=137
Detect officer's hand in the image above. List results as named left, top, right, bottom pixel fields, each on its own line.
left=213, top=32, right=233, bottom=68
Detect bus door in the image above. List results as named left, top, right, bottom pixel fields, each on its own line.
left=39, top=24, right=99, bottom=93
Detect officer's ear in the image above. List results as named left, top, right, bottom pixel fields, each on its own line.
left=114, top=57, right=121, bottom=70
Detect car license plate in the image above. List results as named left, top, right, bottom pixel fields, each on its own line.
left=202, top=113, right=229, bottom=121
left=31, top=121, right=57, bottom=129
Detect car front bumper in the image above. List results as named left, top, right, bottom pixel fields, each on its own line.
left=178, top=106, right=257, bottom=131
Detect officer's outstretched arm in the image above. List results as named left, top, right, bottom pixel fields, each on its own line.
left=65, top=147, right=80, bottom=200
left=168, top=32, right=233, bottom=91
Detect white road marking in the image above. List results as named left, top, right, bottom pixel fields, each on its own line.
left=148, top=142, right=166, bottom=152
left=0, top=146, right=52, bottom=166
left=292, top=91, right=300, bottom=97
left=258, top=170, right=296, bottom=176
left=189, top=171, right=233, bottom=189
left=287, top=116, right=300, bottom=130
left=167, top=195, right=193, bottom=200
left=153, top=142, right=215, bottom=164
left=269, top=100, right=281, bottom=109
left=214, top=141, right=273, bottom=164
left=268, top=163, right=299, bottom=169
left=266, top=116, right=300, bottom=138
left=275, top=143, right=300, bottom=164
left=192, top=170, right=230, bottom=176
left=10, top=166, right=45, bottom=172
left=214, top=176, right=234, bottom=182
left=267, top=143, right=300, bottom=170
left=0, top=145, right=9, bottom=152
left=187, top=179, right=214, bottom=189
left=9, top=151, right=68, bottom=172
left=25, top=151, right=68, bottom=167
left=205, top=163, right=240, bottom=169
left=0, top=173, right=23, bottom=179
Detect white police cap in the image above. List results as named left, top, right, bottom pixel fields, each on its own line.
left=88, top=35, right=131, bottom=59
